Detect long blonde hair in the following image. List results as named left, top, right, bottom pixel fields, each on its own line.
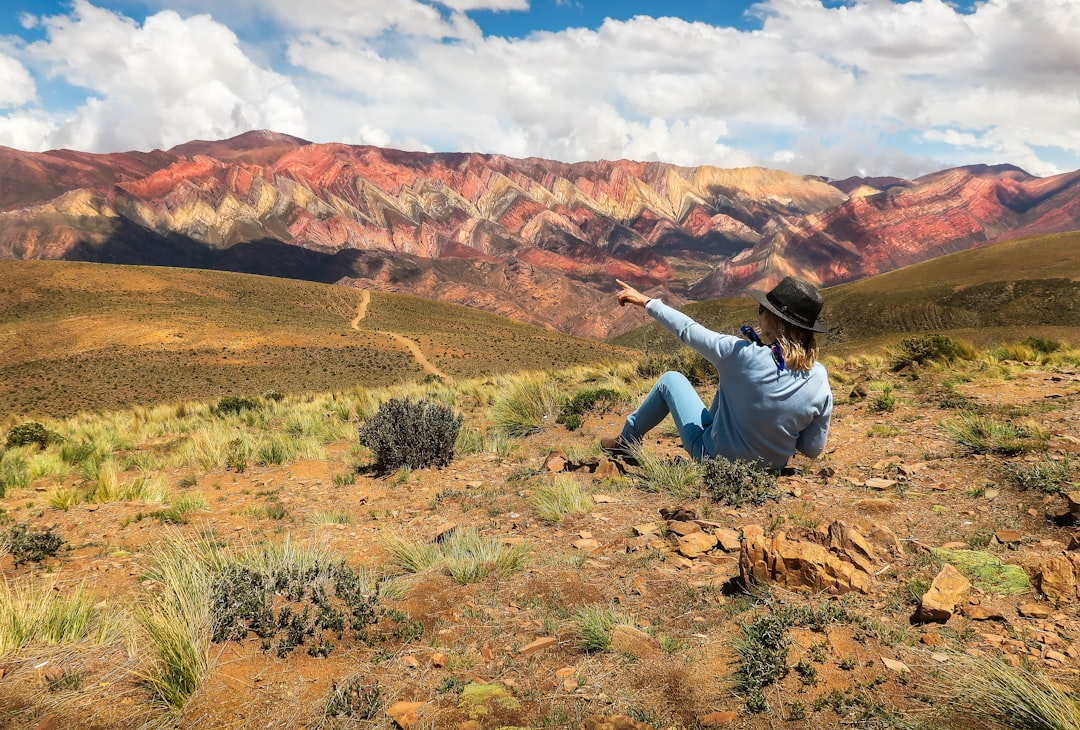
left=761, top=310, right=818, bottom=372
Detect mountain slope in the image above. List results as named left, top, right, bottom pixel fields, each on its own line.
left=615, top=230, right=1080, bottom=353
left=1, top=131, right=1079, bottom=338
left=0, top=260, right=631, bottom=417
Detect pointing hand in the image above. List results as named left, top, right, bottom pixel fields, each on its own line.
left=615, top=279, right=650, bottom=308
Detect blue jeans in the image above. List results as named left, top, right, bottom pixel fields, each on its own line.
left=621, top=371, right=713, bottom=461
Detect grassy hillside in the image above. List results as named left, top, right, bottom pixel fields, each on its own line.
left=613, top=230, right=1080, bottom=355
left=0, top=261, right=631, bottom=417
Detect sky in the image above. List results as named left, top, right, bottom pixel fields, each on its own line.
left=1, top=0, right=1078, bottom=179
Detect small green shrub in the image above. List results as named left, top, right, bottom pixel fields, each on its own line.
left=325, top=676, right=381, bottom=719
left=703, top=457, right=779, bottom=507
left=214, top=396, right=260, bottom=416
left=5, top=422, right=55, bottom=450
left=358, top=397, right=462, bottom=470
left=1006, top=455, right=1073, bottom=494
left=557, top=387, right=625, bottom=431
left=208, top=561, right=381, bottom=658
left=890, top=333, right=973, bottom=370
left=1021, top=336, right=1063, bottom=355
left=4, top=523, right=65, bottom=566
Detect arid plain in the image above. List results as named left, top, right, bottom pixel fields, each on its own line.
left=1, top=232, right=1079, bottom=730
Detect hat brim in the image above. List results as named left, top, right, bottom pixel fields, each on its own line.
left=749, top=289, right=830, bottom=333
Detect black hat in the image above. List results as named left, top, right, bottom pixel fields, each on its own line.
left=750, top=276, right=828, bottom=333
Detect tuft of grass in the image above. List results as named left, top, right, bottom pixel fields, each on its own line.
left=0, top=453, right=30, bottom=496
left=0, top=576, right=104, bottom=657
left=383, top=532, right=442, bottom=575
left=48, top=487, right=81, bottom=510
left=633, top=451, right=702, bottom=499
left=942, top=412, right=1050, bottom=456
left=890, top=333, right=976, bottom=370
left=383, top=529, right=529, bottom=584
left=943, top=653, right=1080, bottom=730
left=255, top=433, right=298, bottom=466
left=573, top=604, right=633, bottom=653
left=441, top=529, right=530, bottom=584
left=490, top=373, right=562, bottom=437
left=309, top=510, right=351, bottom=525
left=532, top=476, right=593, bottom=524
left=138, top=534, right=224, bottom=707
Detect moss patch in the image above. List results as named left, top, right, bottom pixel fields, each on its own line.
left=931, top=548, right=1030, bottom=595
left=458, top=683, right=521, bottom=720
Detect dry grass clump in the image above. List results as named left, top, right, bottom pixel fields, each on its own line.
left=531, top=475, right=593, bottom=524
left=633, top=450, right=702, bottom=499
left=941, top=412, right=1050, bottom=456
left=0, top=576, right=117, bottom=657
left=942, top=653, right=1080, bottom=730
left=490, top=372, right=562, bottom=437
left=383, top=528, right=529, bottom=584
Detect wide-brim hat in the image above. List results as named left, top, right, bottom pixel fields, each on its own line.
left=750, top=276, right=829, bottom=333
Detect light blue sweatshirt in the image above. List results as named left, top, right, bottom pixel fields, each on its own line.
left=646, top=298, right=832, bottom=471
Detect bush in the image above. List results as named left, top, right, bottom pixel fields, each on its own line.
left=890, top=333, right=973, bottom=371
left=208, top=561, right=383, bottom=658
left=557, top=387, right=625, bottom=431
left=214, top=396, right=260, bottom=416
left=1006, top=455, right=1073, bottom=494
left=1021, top=336, right=1063, bottom=355
left=358, top=397, right=462, bottom=470
left=4, top=523, right=65, bottom=566
left=325, top=676, right=382, bottom=719
left=703, top=457, right=779, bottom=507
left=4, top=422, right=55, bottom=450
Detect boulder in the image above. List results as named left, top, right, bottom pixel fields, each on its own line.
left=677, top=532, right=718, bottom=558
left=387, top=701, right=426, bottom=730
left=915, top=564, right=971, bottom=624
left=609, top=626, right=661, bottom=658
left=1036, top=555, right=1080, bottom=603
left=737, top=521, right=883, bottom=594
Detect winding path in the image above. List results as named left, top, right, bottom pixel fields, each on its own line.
left=350, top=290, right=447, bottom=379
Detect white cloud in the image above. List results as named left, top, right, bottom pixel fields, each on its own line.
left=21, top=0, right=306, bottom=151
left=5, top=0, right=1080, bottom=178
left=0, top=110, right=57, bottom=151
left=0, top=47, right=36, bottom=109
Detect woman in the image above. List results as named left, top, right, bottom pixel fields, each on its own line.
left=602, top=276, right=833, bottom=473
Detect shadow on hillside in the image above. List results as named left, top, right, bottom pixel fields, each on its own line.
left=61, top=226, right=423, bottom=285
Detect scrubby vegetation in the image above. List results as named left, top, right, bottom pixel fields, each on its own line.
left=358, top=397, right=463, bottom=470
left=0, top=333, right=1078, bottom=728
left=702, top=457, right=780, bottom=507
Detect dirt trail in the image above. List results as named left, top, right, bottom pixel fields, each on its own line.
left=350, top=290, right=446, bottom=378
left=349, top=290, right=370, bottom=329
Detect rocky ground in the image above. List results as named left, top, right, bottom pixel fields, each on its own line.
left=1, top=353, right=1079, bottom=730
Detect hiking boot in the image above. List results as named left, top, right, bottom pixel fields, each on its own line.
left=600, top=436, right=640, bottom=466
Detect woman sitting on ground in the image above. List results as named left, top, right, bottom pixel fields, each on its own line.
left=602, top=276, right=833, bottom=474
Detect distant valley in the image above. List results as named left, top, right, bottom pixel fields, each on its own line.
left=2, top=130, right=1079, bottom=339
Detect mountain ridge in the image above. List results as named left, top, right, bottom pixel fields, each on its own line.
left=2, top=130, right=1079, bottom=338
